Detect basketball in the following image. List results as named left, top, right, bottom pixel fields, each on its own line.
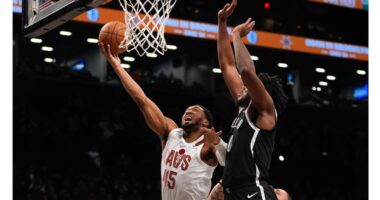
left=98, top=21, right=127, bottom=55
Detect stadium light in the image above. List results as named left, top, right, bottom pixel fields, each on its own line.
left=59, top=31, right=72, bottom=36
left=123, top=56, right=135, bottom=62
left=277, top=63, right=288, bottom=68
left=30, top=38, right=42, bottom=43
left=356, top=69, right=366, bottom=75
left=316, top=87, right=322, bottom=91
left=264, top=2, right=271, bottom=9
left=319, top=81, right=328, bottom=86
left=312, top=86, right=317, bottom=91
left=44, top=58, right=55, bottom=63
left=121, top=63, right=131, bottom=69
left=167, top=44, right=178, bottom=50
left=213, top=68, right=222, bottom=73
left=87, top=38, right=99, bottom=43
left=315, top=67, right=326, bottom=73
left=146, top=53, right=158, bottom=58
left=279, top=155, right=285, bottom=161
left=326, top=75, right=336, bottom=80
left=41, top=46, right=53, bottom=52
left=250, top=55, right=259, bottom=61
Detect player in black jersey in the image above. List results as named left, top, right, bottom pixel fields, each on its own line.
left=209, top=183, right=291, bottom=200
left=207, top=0, right=290, bottom=199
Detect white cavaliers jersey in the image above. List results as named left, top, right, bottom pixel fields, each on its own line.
left=161, top=128, right=216, bottom=200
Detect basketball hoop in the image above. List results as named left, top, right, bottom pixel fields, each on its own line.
left=118, top=0, right=177, bottom=56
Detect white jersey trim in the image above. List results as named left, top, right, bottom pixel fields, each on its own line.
left=243, top=102, right=261, bottom=159
left=244, top=101, right=278, bottom=131
left=255, top=164, right=266, bottom=200
left=275, top=109, right=278, bottom=121
left=244, top=102, right=268, bottom=200
left=244, top=101, right=261, bottom=131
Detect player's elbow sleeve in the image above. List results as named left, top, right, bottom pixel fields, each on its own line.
left=215, top=139, right=227, bottom=166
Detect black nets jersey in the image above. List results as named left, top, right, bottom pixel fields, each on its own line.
left=222, top=103, right=277, bottom=199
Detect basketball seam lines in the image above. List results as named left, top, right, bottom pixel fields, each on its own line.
left=99, top=22, right=125, bottom=53
left=111, top=23, right=118, bottom=52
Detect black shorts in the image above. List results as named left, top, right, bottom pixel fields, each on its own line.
left=223, top=183, right=277, bottom=200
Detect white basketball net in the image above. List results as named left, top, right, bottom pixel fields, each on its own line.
left=119, top=0, right=177, bottom=56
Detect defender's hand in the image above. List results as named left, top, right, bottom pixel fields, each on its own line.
left=217, top=0, right=237, bottom=22
left=201, top=127, right=222, bottom=146
left=232, top=18, right=255, bottom=38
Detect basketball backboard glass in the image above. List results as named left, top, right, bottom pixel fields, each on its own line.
left=22, top=0, right=108, bottom=37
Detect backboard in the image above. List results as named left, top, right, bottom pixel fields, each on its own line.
left=22, top=0, right=109, bottom=37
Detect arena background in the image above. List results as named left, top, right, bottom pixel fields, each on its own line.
left=12, top=0, right=369, bottom=199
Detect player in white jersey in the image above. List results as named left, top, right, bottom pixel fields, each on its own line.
left=161, top=124, right=216, bottom=200
left=99, top=43, right=227, bottom=200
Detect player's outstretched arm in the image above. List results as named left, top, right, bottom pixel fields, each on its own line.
left=217, top=0, right=245, bottom=102
left=99, top=43, right=177, bottom=143
left=231, top=19, right=275, bottom=115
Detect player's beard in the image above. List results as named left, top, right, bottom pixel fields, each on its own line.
left=181, top=118, right=202, bottom=133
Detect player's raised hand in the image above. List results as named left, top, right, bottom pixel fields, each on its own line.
left=217, top=0, right=237, bottom=22
left=99, top=42, right=121, bottom=70
left=232, top=18, right=255, bottom=38
left=201, top=127, right=222, bottom=147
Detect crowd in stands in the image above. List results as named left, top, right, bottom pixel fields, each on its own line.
left=14, top=63, right=367, bottom=200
